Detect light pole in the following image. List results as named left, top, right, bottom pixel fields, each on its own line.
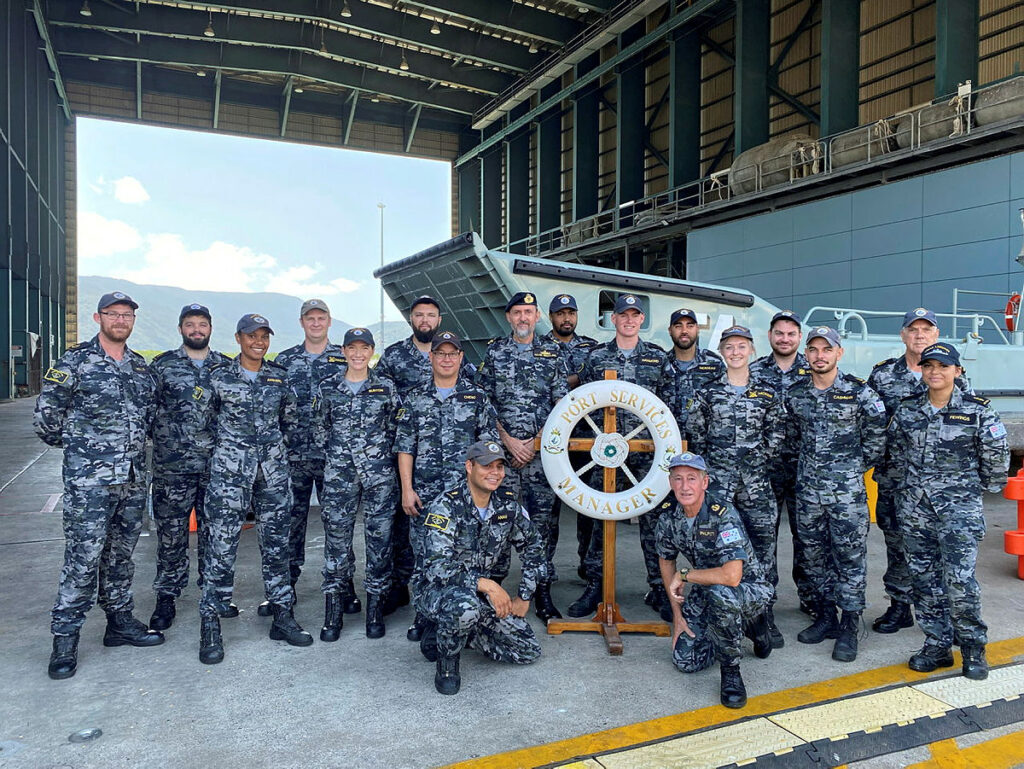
left=378, top=202, right=385, bottom=341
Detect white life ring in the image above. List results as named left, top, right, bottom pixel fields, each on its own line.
left=540, top=380, right=682, bottom=521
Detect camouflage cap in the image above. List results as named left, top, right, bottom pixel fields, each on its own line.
left=466, top=440, right=505, bottom=466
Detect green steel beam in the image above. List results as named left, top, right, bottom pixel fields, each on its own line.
left=505, top=103, right=531, bottom=251
left=280, top=75, right=294, bottom=137
left=401, top=0, right=582, bottom=46
left=536, top=81, right=562, bottom=235
left=669, top=26, right=701, bottom=187
left=481, top=139, right=503, bottom=247
left=342, top=90, right=358, bottom=145
left=405, top=103, right=423, bottom=153
left=820, top=0, right=859, bottom=135
left=456, top=0, right=727, bottom=166
left=458, top=158, right=481, bottom=232
left=935, top=0, right=979, bottom=98
left=617, top=21, right=646, bottom=205
left=213, top=68, right=222, bottom=128
left=734, top=0, right=769, bottom=154
left=573, top=52, right=601, bottom=220
left=0, top=268, right=10, bottom=400
left=768, top=0, right=819, bottom=78
left=28, top=0, right=72, bottom=120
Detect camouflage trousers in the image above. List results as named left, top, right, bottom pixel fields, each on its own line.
left=872, top=475, right=913, bottom=605
left=320, top=474, right=397, bottom=596
left=151, top=473, right=208, bottom=597
left=794, top=480, right=869, bottom=612
left=431, top=585, right=541, bottom=662
left=712, top=472, right=779, bottom=605
left=287, top=458, right=326, bottom=583
left=51, top=481, right=147, bottom=635
left=200, top=466, right=294, bottom=619
left=493, top=455, right=559, bottom=583
left=390, top=497, right=415, bottom=586
left=901, top=493, right=987, bottom=648
left=672, top=581, right=771, bottom=671
left=770, top=457, right=813, bottom=608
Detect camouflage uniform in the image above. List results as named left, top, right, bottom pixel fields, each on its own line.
left=34, top=336, right=156, bottom=635
left=749, top=352, right=812, bottom=606
left=394, top=378, right=499, bottom=599
left=664, top=347, right=726, bottom=431
left=868, top=357, right=972, bottom=608
left=275, top=343, right=348, bottom=583
left=149, top=346, right=232, bottom=597
left=579, top=340, right=674, bottom=590
left=785, top=372, right=888, bottom=612
left=476, top=335, right=567, bottom=581
left=318, top=371, right=401, bottom=597
left=374, top=337, right=476, bottom=589
left=685, top=374, right=786, bottom=604
left=420, top=484, right=547, bottom=662
left=654, top=496, right=772, bottom=671
left=886, top=389, right=1008, bottom=649
left=200, top=358, right=299, bottom=619
left=539, top=329, right=598, bottom=384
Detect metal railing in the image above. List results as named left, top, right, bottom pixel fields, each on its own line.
left=804, top=306, right=1015, bottom=346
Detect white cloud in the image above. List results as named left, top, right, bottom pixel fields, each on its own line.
left=78, top=212, right=143, bottom=259
left=113, top=176, right=150, bottom=204
left=264, top=265, right=361, bottom=296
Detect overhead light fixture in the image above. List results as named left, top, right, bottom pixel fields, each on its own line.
left=578, top=6, right=589, bottom=12
left=197, top=69, right=207, bottom=77
left=203, top=13, right=215, bottom=37
left=320, top=40, right=328, bottom=54
left=430, top=20, right=441, bottom=34
left=400, top=52, right=409, bottom=71
left=370, top=93, right=380, bottom=103
left=88, top=56, right=99, bottom=62
left=341, top=0, right=352, bottom=18
left=528, top=42, right=538, bottom=54
left=294, top=84, right=304, bottom=93
left=79, top=1, right=92, bottom=17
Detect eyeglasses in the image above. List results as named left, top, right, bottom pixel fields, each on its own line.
left=100, top=311, right=135, bottom=320
left=432, top=351, right=462, bottom=359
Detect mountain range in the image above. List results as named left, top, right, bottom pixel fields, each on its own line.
left=78, top=276, right=412, bottom=354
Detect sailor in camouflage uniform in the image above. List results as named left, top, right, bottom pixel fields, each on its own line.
left=886, top=342, right=1009, bottom=680
left=395, top=331, right=499, bottom=640
left=785, top=327, right=887, bottom=663
left=317, top=328, right=401, bottom=641
left=148, top=303, right=234, bottom=632
left=656, top=453, right=773, bottom=709
left=273, top=299, right=351, bottom=613
left=540, top=293, right=599, bottom=581
left=36, top=291, right=164, bottom=680
left=476, top=291, right=568, bottom=622
left=663, top=308, right=725, bottom=434
left=375, top=295, right=475, bottom=616
left=419, top=441, right=547, bottom=695
left=867, top=308, right=971, bottom=635
left=570, top=294, right=674, bottom=621
left=197, top=314, right=313, bottom=665
left=748, top=310, right=813, bottom=617
left=685, top=326, right=786, bottom=647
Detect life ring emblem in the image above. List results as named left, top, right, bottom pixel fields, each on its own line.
left=540, top=380, right=682, bottom=521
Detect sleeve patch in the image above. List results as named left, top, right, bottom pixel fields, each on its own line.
left=424, top=512, right=450, bottom=531
left=192, top=386, right=204, bottom=401
left=871, top=399, right=886, bottom=414
left=396, top=408, right=408, bottom=421
left=719, top=528, right=741, bottom=545
left=43, top=367, right=69, bottom=384
left=990, top=423, right=1007, bottom=439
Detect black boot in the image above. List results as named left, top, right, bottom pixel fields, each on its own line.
left=407, top=612, right=427, bottom=642
left=419, top=621, right=439, bottom=662
left=961, top=644, right=989, bottom=680
left=320, top=594, right=343, bottom=642
left=832, top=610, right=860, bottom=662
left=646, top=588, right=673, bottom=623
left=149, top=594, right=176, bottom=631
left=909, top=643, right=954, bottom=672
left=797, top=604, right=839, bottom=644
left=567, top=581, right=601, bottom=618
left=799, top=599, right=818, bottom=618
left=720, top=664, right=747, bottom=708
left=534, top=582, right=562, bottom=623
left=766, top=607, right=784, bottom=649
left=213, top=600, right=239, bottom=618
left=48, top=633, right=79, bottom=680
left=435, top=653, right=461, bottom=695
left=365, top=594, right=386, bottom=639
left=257, top=600, right=273, bottom=617
left=747, top=612, right=773, bottom=659
left=269, top=606, right=313, bottom=647
left=199, top=616, right=224, bottom=665
left=383, top=583, right=410, bottom=616
left=103, top=611, right=165, bottom=647
left=342, top=579, right=362, bottom=615
left=871, top=600, right=913, bottom=634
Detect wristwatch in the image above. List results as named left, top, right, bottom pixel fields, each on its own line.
left=677, top=567, right=690, bottom=583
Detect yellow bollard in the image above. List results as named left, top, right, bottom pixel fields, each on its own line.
left=865, top=468, right=878, bottom=524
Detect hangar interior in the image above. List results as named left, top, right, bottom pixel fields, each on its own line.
left=2, top=0, right=1023, bottom=400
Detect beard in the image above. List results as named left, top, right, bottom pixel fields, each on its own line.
left=413, top=327, right=437, bottom=344
left=514, top=326, right=532, bottom=340
left=673, top=336, right=696, bottom=352
left=182, top=333, right=211, bottom=351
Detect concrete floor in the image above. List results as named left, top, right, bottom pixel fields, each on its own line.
left=1, top=395, right=1022, bottom=769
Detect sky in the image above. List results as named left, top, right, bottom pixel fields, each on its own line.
left=76, top=117, right=453, bottom=325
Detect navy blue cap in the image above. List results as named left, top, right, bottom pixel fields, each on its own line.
left=505, top=291, right=539, bottom=312
left=549, top=294, right=578, bottom=312
left=902, top=307, right=938, bottom=328
left=920, top=342, right=960, bottom=366
left=236, top=313, right=274, bottom=335
left=431, top=330, right=463, bottom=351
left=466, top=440, right=505, bottom=466
left=770, top=310, right=801, bottom=327
left=179, top=303, right=211, bottom=323
left=343, top=327, right=375, bottom=347
left=667, top=452, right=708, bottom=472
left=410, top=295, right=440, bottom=312
left=670, top=308, right=698, bottom=325
left=807, top=325, right=841, bottom=347
left=614, top=294, right=643, bottom=314
left=97, top=291, right=139, bottom=312
left=720, top=324, right=754, bottom=341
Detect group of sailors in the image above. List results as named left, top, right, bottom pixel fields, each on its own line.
left=34, top=287, right=1009, bottom=705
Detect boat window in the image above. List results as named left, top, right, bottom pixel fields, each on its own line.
left=597, top=291, right=651, bottom=330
